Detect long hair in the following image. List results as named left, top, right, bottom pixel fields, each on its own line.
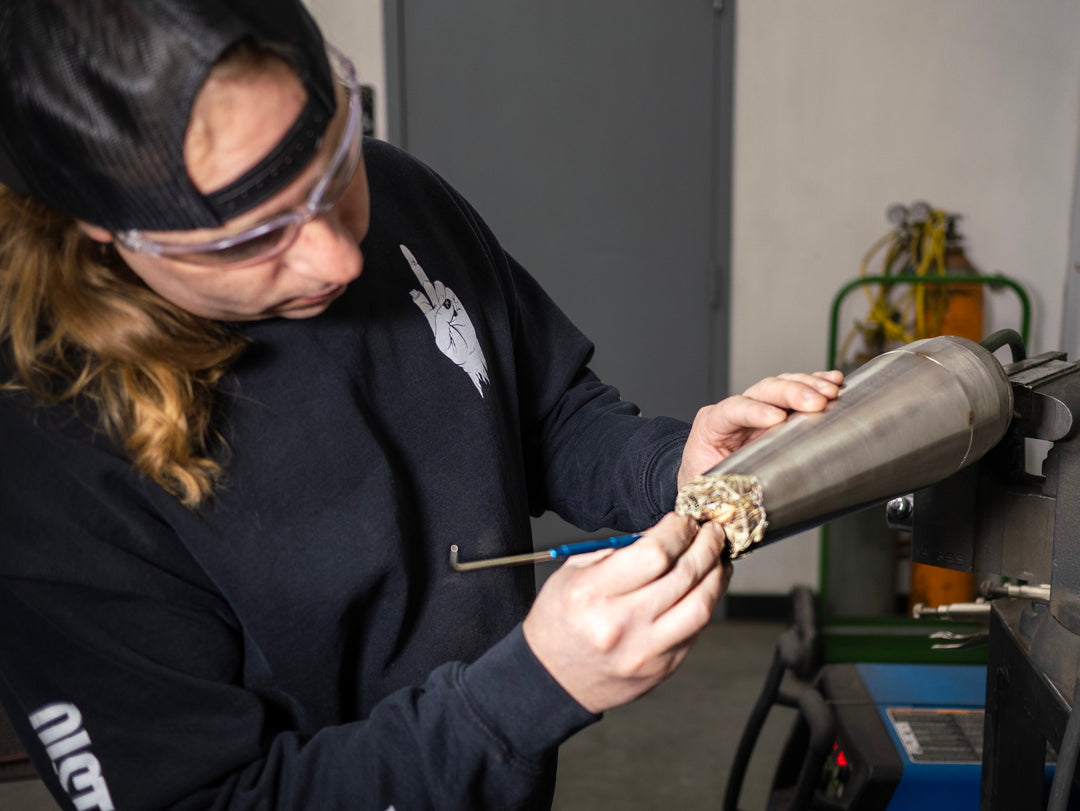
left=0, top=188, right=246, bottom=507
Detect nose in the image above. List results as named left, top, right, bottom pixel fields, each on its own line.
left=280, top=212, right=363, bottom=285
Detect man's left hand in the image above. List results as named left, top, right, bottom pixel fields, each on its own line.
left=677, top=371, right=844, bottom=490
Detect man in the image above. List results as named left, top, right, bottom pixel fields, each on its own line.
left=0, top=1, right=840, bottom=807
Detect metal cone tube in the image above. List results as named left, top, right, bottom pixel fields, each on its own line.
left=702, top=335, right=1013, bottom=546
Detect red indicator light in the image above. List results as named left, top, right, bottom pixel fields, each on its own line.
left=836, top=750, right=849, bottom=768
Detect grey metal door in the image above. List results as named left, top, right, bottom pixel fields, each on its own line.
left=385, top=0, right=734, bottom=544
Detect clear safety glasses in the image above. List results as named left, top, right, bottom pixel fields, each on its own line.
left=114, top=45, right=363, bottom=269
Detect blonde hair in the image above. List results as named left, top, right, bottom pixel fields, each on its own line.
left=0, top=188, right=246, bottom=507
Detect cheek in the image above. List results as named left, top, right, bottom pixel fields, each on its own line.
left=116, top=249, right=259, bottom=316
left=338, top=163, right=371, bottom=241
left=116, top=251, right=189, bottom=300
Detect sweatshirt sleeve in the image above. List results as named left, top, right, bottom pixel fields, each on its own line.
left=509, top=266, right=693, bottom=532
left=0, top=404, right=596, bottom=811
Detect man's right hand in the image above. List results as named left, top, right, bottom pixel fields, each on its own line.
left=522, top=513, right=731, bottom=714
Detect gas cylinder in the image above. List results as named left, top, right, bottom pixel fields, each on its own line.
left=909, top=237, right=984, bottom=610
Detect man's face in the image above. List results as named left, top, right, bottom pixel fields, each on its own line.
left=87, top=57, right=370, bottom=322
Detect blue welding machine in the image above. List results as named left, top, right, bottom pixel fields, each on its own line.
left=764, top=663, right=1056, bottom=810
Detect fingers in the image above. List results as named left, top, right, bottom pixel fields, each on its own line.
left=780, top=370, right=844, bottom=393
left=562, top=515, right=726, bottom=614
left=400, top=244, right=438, bottom=298
left=702, top=394, right=789, bottom=434
left=569, top=519, right=729, bottom=665
left=691, top=371, right=844, bottom=439
left=577, top=513, right=698, bottom=594
left=521, top=518, right=734, bottom=713
left=812, top=369, right=845, bottom=385
left=741, top=370, right=842, bottom=413
left=409, top=289, right=433, bottom=312
left=639, top=521, right=727, bottom=621
left=649, top=534, right=735, bottom=651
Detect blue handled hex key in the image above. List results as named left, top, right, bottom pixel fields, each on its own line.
left=449, top=533, right=643, bottom=572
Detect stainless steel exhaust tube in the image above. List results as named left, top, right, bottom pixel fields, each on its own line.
left=679, top=335, right=1014, bottom=552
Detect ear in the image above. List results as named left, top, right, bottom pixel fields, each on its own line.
left=75, top=221, right=113, bottom=243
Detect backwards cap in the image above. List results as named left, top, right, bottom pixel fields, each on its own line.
left=0, top=0, right=335, bottom=231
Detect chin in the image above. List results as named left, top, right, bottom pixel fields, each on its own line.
left=277, top=286, right=347, bottom=319
left=277, top=303, right=333, bottom=320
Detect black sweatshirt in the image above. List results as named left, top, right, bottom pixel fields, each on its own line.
left=0, top=139, right=691, bottom=810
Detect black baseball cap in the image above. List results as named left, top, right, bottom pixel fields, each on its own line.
left=0, top=0, right=336, bottom=232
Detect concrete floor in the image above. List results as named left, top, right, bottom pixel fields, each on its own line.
left=0, top=778, right=57, bottom=811
left=552, top=618, right=791, bottom=810
left=0, top=619, right=792, bottom=810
